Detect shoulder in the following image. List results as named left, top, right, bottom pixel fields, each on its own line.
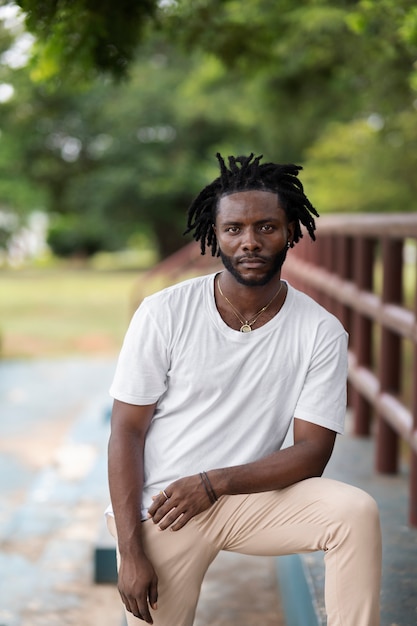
left=287, top=283, right=347, bottom=340
left=125, top=274, right=214, bottom=343
left=143, top=273, right=213, bottom=308
left=135, top=273, right=215, bottom=329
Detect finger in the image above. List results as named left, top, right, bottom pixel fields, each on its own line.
left=151, top=499, right=177, bottom=524
left=150, top=504, right=169, bottom=523
left=127, top=595, right=153, bottom=624
left=137, top=595, right=154, bottom=624
left=119, top=594, right=140, bottom=621
left=119, top=590, right=151, bottom=624
left=170, top=511, right=192, bottom=531
left=158, top=510, right=185, bottom=531
left=118, top=589, right=129, bottom=612
left=149, top=577, right=158, bottom=610
left=148, top=491, right=170, bottom=517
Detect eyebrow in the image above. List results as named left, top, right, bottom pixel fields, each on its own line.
left=219, top=217, right=280, bottom=226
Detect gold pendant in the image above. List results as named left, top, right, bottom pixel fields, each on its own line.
left=240, top=324, right=252, bottom=333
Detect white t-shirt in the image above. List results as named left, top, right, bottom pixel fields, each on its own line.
left=109, top=273, right=348, bottom=519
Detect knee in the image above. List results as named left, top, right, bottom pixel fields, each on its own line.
left=351, top=489, right=380, bottom=529
left=332, top=484, right=381, bottom=539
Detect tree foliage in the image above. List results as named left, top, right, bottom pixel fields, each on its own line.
left=14, top=0, right=157, bottom=82
left=1, top=0, right=417, bottom=259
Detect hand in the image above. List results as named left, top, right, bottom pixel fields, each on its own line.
left=117, top=553, right=158, bottom=624
left=148, top=474, right=214, bottom=531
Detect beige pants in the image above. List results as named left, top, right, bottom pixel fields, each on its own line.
left=107, top=477, right=382, bottom=626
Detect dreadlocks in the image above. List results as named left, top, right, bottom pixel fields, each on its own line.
left=184, top=153, right=319, bottom=256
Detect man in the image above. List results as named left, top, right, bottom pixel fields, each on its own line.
left=107, top=153, right=382, bottom=626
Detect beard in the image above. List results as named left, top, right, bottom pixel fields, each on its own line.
left=219, top=243, right=289, bottom=287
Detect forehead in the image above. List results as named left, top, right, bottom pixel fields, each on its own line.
left=216, top=189, right=284, bottom=221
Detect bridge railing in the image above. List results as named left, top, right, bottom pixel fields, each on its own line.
left=282, top=214, right=417, bottom=527
left=283, top=214, right=417, bottom=526
left=136, top=217, right=417, bottom=527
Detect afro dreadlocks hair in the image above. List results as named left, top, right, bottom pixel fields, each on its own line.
left=184, top=153, right=319, bottom=256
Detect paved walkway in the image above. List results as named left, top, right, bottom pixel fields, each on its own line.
left=0, top=358, right=120, bottom=626
left=195, top=552, right=285, bottom=626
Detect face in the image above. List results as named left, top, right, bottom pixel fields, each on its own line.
left=214, top=189, right=295, bottom=287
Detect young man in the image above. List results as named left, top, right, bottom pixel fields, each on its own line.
left=107, top=154, right=382, bottom=626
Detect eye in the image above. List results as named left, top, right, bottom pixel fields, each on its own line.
left=225, top=226, right=240, bottom=233
left=260, top=224, right=274, bottom=232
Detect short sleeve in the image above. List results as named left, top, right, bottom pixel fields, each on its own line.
left=294, top=328, right=348, bottom=434
left=109, top=300, right=170, bottom=405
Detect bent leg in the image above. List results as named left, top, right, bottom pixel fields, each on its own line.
left=201, top=478, right=381, bottom=626
left=107, top=514, right=218, bottom=626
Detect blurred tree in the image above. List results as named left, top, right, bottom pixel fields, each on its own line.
left=42, top=39, right=267, bottom=257
left=1, top=0, right=417, bottom=261
left=303, top=109, right=417, bottom=214
left=14, top=0, right=158, bottom=82
left=166, top=0, right=417, bottom=146
left=0, top=30, right=267, bottom=257
left=0, top=12, right=47, bottom=257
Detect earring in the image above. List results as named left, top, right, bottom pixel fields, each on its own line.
left=287, top=241, right=291, bottom=249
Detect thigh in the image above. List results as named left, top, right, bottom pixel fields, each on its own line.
left=107, top=514, right=218, bottom=626
left=204, top=477, right=373, bottom=556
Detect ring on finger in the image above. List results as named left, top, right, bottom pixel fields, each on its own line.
left=160, top=490, right=169, bottom=501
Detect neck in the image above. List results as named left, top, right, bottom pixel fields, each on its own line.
left=219, top=271, right=283, bottom=309
left=216, top=271, right=285, bottom=329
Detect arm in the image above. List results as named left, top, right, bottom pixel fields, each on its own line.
left=108, top=399, right=158, bottom=624
left=210, top=418, right=336, bottom=494
left=148, top=418, right=336, bottom=531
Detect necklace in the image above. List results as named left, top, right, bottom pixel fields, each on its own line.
left=217, top=277, right=283, bottom=332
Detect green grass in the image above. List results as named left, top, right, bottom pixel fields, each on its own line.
left=0, top=267, right=143, bottom=359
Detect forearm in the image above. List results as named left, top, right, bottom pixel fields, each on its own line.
left=108, top=429, right=147, bottom=557
left=108, top=400, right=159, bottom=624
left=209, top=429, right=335, bottom=497
left=146, top=435, right=333, bottom=533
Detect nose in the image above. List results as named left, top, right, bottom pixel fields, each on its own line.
left=242, top=228, right=261, bottom=251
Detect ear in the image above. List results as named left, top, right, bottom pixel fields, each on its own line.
left=287, top=220, right=296, bottom=246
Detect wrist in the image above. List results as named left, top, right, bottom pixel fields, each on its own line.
left=115, top=522, right=146, bottom=558
left=118, top=539, right=147, bottom=559
left=205, top=469, right=229, bottom=499
left=199, top=471, right=218, bottom=504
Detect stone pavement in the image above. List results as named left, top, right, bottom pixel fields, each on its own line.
left=194, top=552, right=285, bottom=626
left=0, top=358, right=121, bottom=626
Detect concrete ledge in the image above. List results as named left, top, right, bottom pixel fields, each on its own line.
left=94, top=518, right=118, bottom=584
left=276, top=554, right=321, bottom=626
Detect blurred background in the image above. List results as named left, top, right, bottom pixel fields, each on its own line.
left=1, top=1, right=417, bottom=624
left=2, top=0, right=417, bottom=356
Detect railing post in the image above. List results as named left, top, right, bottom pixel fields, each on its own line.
left=335, top=236, right=353, bottom=333
left=352, top=238, right=375, bottom=435
left=296, top=237, right=313, bottom=297
left=317, top=235, right=334, bottom=313
left=285, top=214, right=417, bottom=527
left=309, top=235, right=324, bottom=303
left=302, top=238, right=314, bottom=297
left=376, top=239, right=403, bottom=473
left=411, top=262, right=417, bottom=525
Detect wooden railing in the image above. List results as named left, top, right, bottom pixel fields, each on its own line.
left=283, top=214, right=417, bottom=527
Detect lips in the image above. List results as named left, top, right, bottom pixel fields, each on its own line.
left=238, top=257, right=267, bottom=267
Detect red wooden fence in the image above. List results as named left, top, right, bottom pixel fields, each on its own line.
left=283, top=214, right=417, bottom=527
